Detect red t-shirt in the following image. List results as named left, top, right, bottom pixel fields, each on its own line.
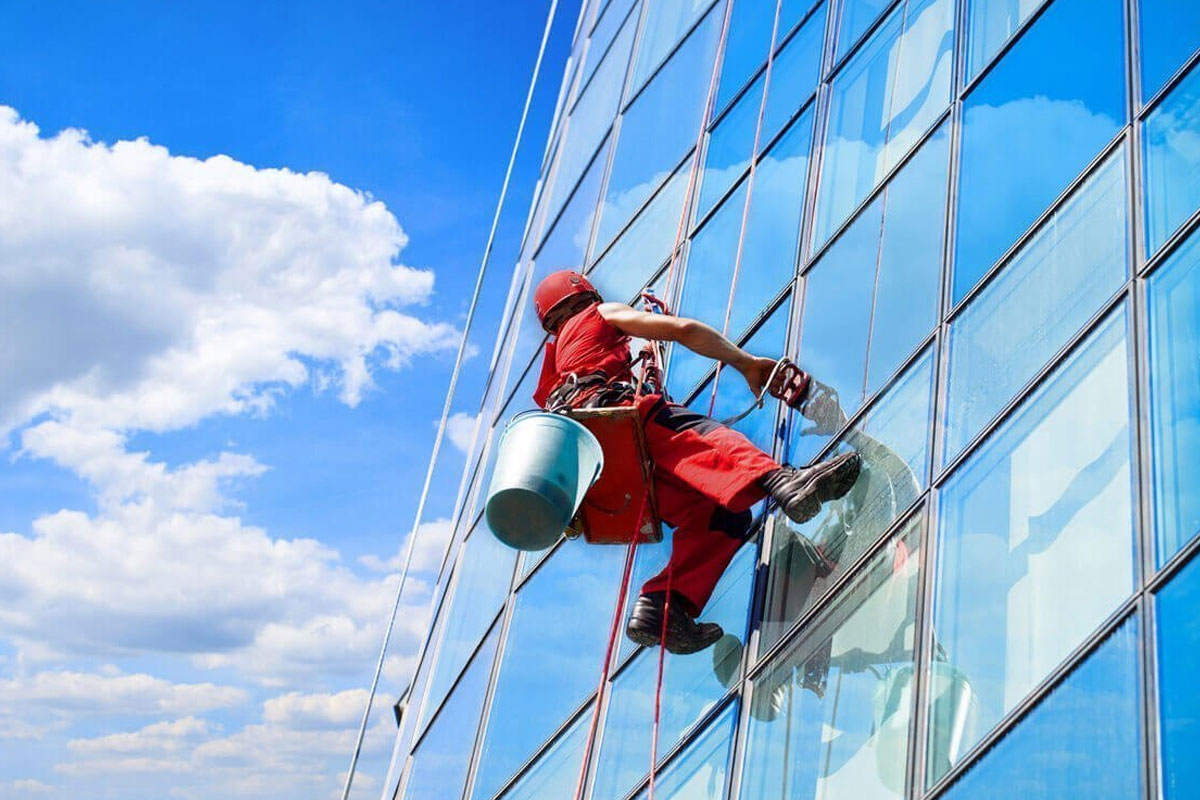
left=533, top=302, right=631, bottom=408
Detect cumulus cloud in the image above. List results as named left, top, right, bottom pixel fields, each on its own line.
left=67, top=716, right=214, bottom=755
left=0, top=106, right=458, bottom=435
left=444, top=411, right=480, bottom=454
left=357, top=517, right=453, bottom=576
left=6, top=779, right=53, bottom=795
left=0, top=671, right=246, bottom=715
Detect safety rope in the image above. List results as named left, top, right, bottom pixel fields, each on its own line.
left=709, top=0, right=788, bottom=418
left=352, top=3, right=562, bottom=799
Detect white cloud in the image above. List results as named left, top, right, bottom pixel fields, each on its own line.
left=5, top=779, right=53, bottom=795
left=0, top=671, right=246, bottom=715
left=68, top=716, right=214, bottom=755
left=261, top=688, right=387, bottom=729
left=444, top=411, right=479, bottom=454
left=357, top=517, right=453, bottom=576
left=0, top=106, right=459, bottom=436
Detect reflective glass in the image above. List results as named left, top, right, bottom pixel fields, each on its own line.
left=591, top=546, right=754, bottom=800
left=420, top=523, right=517, bottom=732
left=812, top=0, right=954, bottom=251
left=1149, top=228, right=1200, bottom=565
left=1140, top=0, right=1200, bottom=102
left=548, top=10, right=635, bottom=220
left=741, top=521, right=922, bottom=800
left=471, top=539, right=627, bottom=799
left=717, top=0, right=812, bottom=112
left=403, top=625, right=499, bottom=800
left=711, top=300, right=791, bottom=451
left=834, top=0, right=895, bottom=61
left=498, top=711, right=590, bottom=800
left=944, top=147, right=1127, bottom=464
left=699, top=76, right=764, bottom=217
left=597, top=4, right=723, bottom=250
left=1144, top=62, right=1200, bottom=257
left=940, top=618, right=1142, bottom=799
left=930, top=309, right=1135, bottom=784
left=590, top=165, right=689, bottom=303
left=631, top=0, right=718, bottom=92
left=953, top=0, right=1125, bottom=301
left=1157, top=552, right=1200, bottom=799
left=760, top=4, right=827, bottom=140
left=582, top=0, right=639, bottom=90
left=964, top=0, right=1047, bottom=82
left=631, top=702, right=737, bottom=800
left=764, top=350, right=932, bottom=654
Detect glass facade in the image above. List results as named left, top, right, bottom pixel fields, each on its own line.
left=384, top=1, right=1200, bottom=798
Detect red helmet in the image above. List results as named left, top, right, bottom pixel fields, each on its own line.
left=533, top=270, right=599, bottom=331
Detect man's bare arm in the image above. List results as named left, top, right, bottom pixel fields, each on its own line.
left=597, top=302, right=777, bottom=394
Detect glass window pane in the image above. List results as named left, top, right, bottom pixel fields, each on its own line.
left=930, top=308, right=1136, bottom=785
left=940, top=618, right=1142, bottom=799
left=944, top=147, right=1128, bottom=464
left=471, top=539, right=628, bottom=800
left=582, top=0, right=639, bottom=90
left=965, top=0, right=1047, bottom=82
left=952, top=0, right=1125, bottom=302
left=548, top=10, right=636, bottom=220
left=1140, top=0, right=1200, bottom=102
left=711, top=299, right=792, bottom=452
left=631, top=702, right=737, bottom=800
left=590, top=164, right=690, bottom=303
left=835, top=0, right=897, bottom=61
left=741, top=519, right=923, bottom=800
left=760, top=4, right=827, bottom=139
left=1149, top=227, right=1200, bottom=566
left=764, top=349, right=933, bottom=654
left=591, top=546, right=755, bottom=799
left=498, top=711, right=590, bottom=800
left=597, top=4, right=723, bottom=251
left=1144, top=61, right=1200, bottom=258
left=403, top=625, right=500, bottom=800
left=1157, top=552, right=1200, bottom=799
left=812, top=0, right=955, bottom=251
left=700, top=75, right=764, bottom=217
left=420, top=523, right=516, bottom=732
left=631, top=0, right=718, bottom=92
left=717, top=0, right=813, bottom=113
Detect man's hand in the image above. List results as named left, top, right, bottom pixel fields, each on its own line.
left=736, top=356, right=780, bottom=397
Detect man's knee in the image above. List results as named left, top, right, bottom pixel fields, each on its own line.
left=709, top=505, right=753, bottom=540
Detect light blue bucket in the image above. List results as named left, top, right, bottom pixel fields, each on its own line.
left=485, top=412, right=604, bottom=551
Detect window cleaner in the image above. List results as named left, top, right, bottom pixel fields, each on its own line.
left=523, top=269, right=861, bottom=655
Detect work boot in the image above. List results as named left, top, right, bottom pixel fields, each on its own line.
left=759, top=452, right=861, bottom=525
left=626, top=592, right=724, bottom=655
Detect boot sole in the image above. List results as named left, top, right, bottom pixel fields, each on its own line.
left=625, top=618, right=724, bottom=655
left=783, top=452, right=861, bottom=524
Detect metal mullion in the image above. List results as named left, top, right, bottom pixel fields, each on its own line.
left=1147, top=529, right=1200, bottom=594
left=803, top=105, right=952, bottom=276
left=573, top=0, right=643, bottom=113
left=532, top=129, right=613, bottom=263
left=934, top=284, right=1131, bottom=489
left=747, top=497, right=929, bottom=684
left=621, top=691, right=740, bottom=800
left=959, top=0, right=1057, bottom=100
left=1137, top=42, right=1200, bottom=121
left=946, top=127, right=1129, bottom=321
left=460, top=587, right=520, bottom=800
left=909, top=491, right=941, bottom=799
left=823, top=0, right=906, bottom=83
left=1139, top=589, right=1162, bottom=800
left=1142, top=205, right=1200, bottom=278
left=619, top=0, right=722, bottom=114
left=921, top=598, right=1141, bottom=799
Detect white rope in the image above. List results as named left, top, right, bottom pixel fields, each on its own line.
left=341, top=2, right=561, bottom=798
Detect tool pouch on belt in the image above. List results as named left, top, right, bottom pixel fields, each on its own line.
left=545, top=371, right=636, bottom=413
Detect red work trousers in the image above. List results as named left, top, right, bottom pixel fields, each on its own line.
left=635, top=395, right=779, bottom=616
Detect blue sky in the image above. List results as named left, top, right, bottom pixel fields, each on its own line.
left=0, top=1, right=576, bottom=796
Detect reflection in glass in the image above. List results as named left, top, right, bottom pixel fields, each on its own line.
left=764, top=349, right=933, bottom=654
left=717, top=0, right=811, bottom=113
left=813, top=0, right=954, bottom=251
left=581, top=0, right=638, bottom=90
left=420, top=523, right=517, bottom=732
left=944, top=147, right=1127, bottom=463
left=964, top=0, right=1047, bottom=82
left=591, top=546, right=754, bottom=799
left=403, top=625, right=499, bottom=800
left=1157, top=552, right=1200, bottom=798
left=940, top=618, right=1142, bottom=799
left=699, top=75, right=764, bottom=217
left=742, top=521, right=922, bottom=800
left=1149, top=228, right=1200, bottom=566
left=631, top=702, right=737, bottom=800
left=953, top=0, right=1124, bottom=301
left=760, top=4, right=826, bottom=140
left=471, top=539, right=627, bottom=800
left=597, top=5, right=722, bottom=251
left=631, top=0, right=718, bottom=92
left=835, top=0, right=897, bottom=61
left=590, top=165, right=689, bottom=303
left=1140, top=0, right=1200, bottom=102
left=1144, top=62, right=1200, bottom=257
left=498, top=711, right=590, bottom=800
left=710, top=299, right=791, bottom=452
left=930, top=309, right=1135, bottom=784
